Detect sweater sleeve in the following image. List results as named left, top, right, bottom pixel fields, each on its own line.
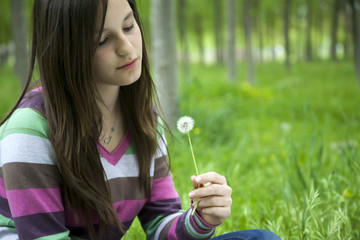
left=137, top=131, right=216, bottom=240
left=0, top=108, right=71, bottom=240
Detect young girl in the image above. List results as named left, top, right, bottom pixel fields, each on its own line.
left=0, top=0, right=281, bottom=239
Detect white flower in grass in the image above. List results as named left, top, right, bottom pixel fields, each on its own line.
left=177, top=116, right=194, bottom=134
left=177, top=115, right=199, bottom=215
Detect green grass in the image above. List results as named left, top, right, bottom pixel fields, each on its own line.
left=169, top=60, right=360, bottom=239
left=0, top=61, right=21, bottom=119
left=1, top=60, right=359, bottom=239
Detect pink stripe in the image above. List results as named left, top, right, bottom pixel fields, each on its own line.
left=97, top=131, right=132, bottom=166
left=31, top=87, right=43, bottom=92
left=190, top=214, right=210, bottom=234
left=113, top=199, right=146, bottom=222
left=7, top=188, right=63, bottom=217
left=64, top=199, right=146, bottom=226
left=167, top=217, right=179, bottom=240
left=0, top=179, right=6, bottom=198
left=151, top=176, right=179, bottom=201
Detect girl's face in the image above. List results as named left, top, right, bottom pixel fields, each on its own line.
left=93, top=0, right=142, bottom=87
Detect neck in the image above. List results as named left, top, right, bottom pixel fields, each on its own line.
left=96, top=85, right=120, bottom=115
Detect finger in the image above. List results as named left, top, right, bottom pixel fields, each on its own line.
left=191, top=175, right=204, bottom=190
left=190, top=184, right=232, bottom=199
left=200, top=206, right=231, bottom=219
left=195, top=172, right=227, bottom=185
left=196, top=196, right=232, bottom=209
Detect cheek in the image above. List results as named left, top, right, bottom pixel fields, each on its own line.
left=93, top=53, right=110, bottom=74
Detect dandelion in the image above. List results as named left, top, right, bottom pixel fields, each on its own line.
left=177, top=116, right=194, bottom=134
left=177, top=116, right=199, bottom=215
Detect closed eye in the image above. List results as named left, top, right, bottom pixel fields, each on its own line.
left=124, top=24, right=134, bottom=32
left=98, top=37, right=108, bottom=46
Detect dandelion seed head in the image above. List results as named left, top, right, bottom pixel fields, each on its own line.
left=177, top=116, right=194, bottom=134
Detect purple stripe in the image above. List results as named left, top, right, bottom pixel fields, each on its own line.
left=113, top=199, right=146, bottom=222
left=151, top=176, right=179, bottom=201
left=0, top=178, right=6, bottom=198
left=18, top=90, right=45, bottom=115
left=7, top=188, right=63, bottom=217
left=194, top=210, right=219, bottom=228
left=167, top=216, right=179, bottom=240
left=14, top=211, right=67, bottom=239
left=138, top=198, right=182, bottom=224
left=175, top=211, right=197, bottom=239
left=64, top=200, right=146, bottom=226
left=67, top=221, right=132, bottom=240
left=190, top=215, right=211, bottom=234
left=0, top=196, right=11, bottom=218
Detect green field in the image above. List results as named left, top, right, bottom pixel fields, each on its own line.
left=1, top=61, right=359, bottom=239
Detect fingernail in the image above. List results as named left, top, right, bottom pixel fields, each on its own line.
left=189, top=192, right=195, bottom=198
left=195, top=177, right=202, bottom=183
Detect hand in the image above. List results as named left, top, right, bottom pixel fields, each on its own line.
left=189, top=172, right=232, bottom=226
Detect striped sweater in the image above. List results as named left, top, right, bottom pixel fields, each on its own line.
left=0, top=90, right=216, bottom=239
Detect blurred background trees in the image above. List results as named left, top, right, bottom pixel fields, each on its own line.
left=0, top=0, right=358, bottom=124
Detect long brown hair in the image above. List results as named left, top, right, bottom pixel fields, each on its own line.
left=1, top=0, right=159, bottom=238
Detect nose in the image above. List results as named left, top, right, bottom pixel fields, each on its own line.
left=115, top=34, right=132, bottom=57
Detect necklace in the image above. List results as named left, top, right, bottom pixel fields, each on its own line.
left=102, top=115, right=117, bottom=145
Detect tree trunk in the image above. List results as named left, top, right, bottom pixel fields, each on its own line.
left=214, top=0, right=224, bottom=64
left=257, top=13, right=264, bottom=62
left=178, top=0, right=191, bottom=82
left=305, top=0, right=313, bottom=61
left=194, top=14, right=205, bottom=64
left=284, top=0, right=291, bottom=70
left=330, top=0, right=341, bottom=61
left=243, top=0, right=255, bottom=85
left=227, top=0, right=236, bottom=81
left=344, top=5, right=353, bottom=59
left=349, top=0, right=360, bottom=85
left=10, top=0, right=28, bottom=87
left=151, top=0, right=179, bottom=127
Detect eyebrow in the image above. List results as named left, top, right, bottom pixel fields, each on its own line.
left=124, top=10, right=134, bottom=21
left=97, top=10, right=134, bottom=34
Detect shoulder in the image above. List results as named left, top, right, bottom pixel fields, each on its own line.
left=1, top=89, right=48, bottom=140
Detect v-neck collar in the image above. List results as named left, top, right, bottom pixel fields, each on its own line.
left=97, top=130, right=132, bottom=166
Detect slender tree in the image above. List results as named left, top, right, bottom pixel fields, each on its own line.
left=349, top=0, right=360, bottom=84
left=227, top=0, right=236, bottom=81
left=178, top=0, right=191, bottom=82
left=330, top=0, right=341, bottom=61
left=151, top=0, right=179, bottom=126
left=243, top=0, right=255, bottom=84
left=213, top=0, right=225, bottom=64
left=194, top=14, right=205, bottom=64
left=305, top=0, right=313, bottom=61
left=10, top=0, right=29, bottom=87
left=284, top=0, right=291, bottom=70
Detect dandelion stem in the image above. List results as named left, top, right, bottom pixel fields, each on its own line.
left=187, top=132, right=199, bottom=215
left=187, top=133, right=199, bottom=176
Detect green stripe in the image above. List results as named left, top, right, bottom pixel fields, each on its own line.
left=0, top=108, right=49, bottom=140
left=0, top=214, right=16, bottom=229
left=193, top=213, right=213, bottom=230
left=184, top=210, right=214, bottom=239
left=35, top=231, right=71, bottom=240
left=124, top=142, right=136, bottom=155
left=157, top=116, right=165, bottom=135
left=143, top=215, right=165, bottom=240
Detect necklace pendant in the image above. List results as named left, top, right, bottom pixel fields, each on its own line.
left=103, top=136, right=113, bottom=145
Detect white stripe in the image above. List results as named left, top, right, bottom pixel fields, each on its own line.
left=102, top=154, right=155, bottom=180
left=0, top=133, right=56, bottom=167
left=152, top=212, right=183, bottom=240
left=0, top=226, right=19, bottom=239
left=154, top=134, right=167, bottom=159
left=102, top=134, right=166, bottom=180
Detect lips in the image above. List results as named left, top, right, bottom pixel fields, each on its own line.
left=118, top=59, right=137, bottom=70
